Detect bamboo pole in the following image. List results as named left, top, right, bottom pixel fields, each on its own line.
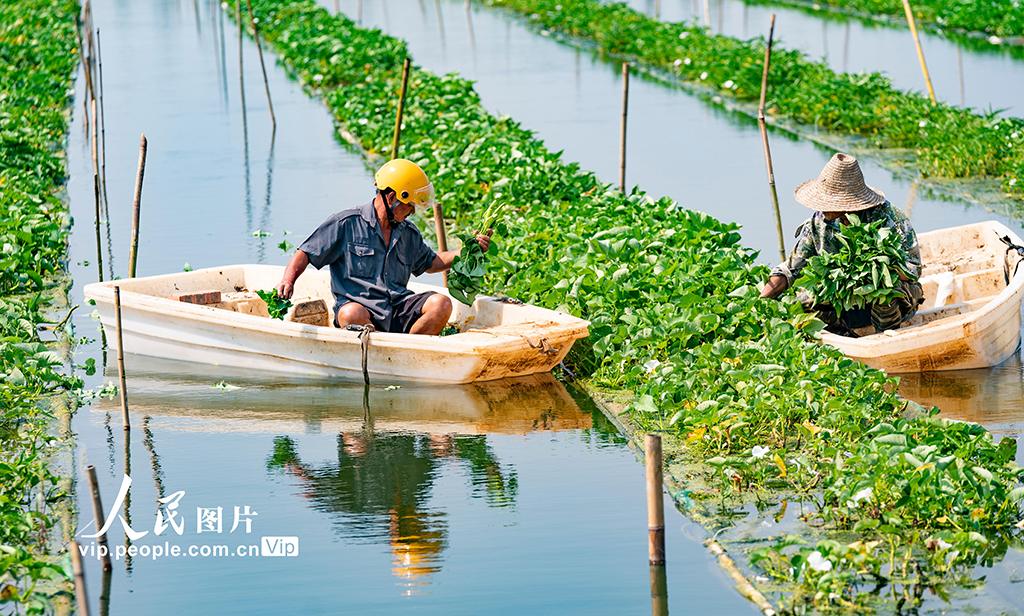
left=70, top=541, right=90, bottom=616
left=645, top=434, right=665, bottom=565
left=97, top=29, right=109, bottom=215
left=74, top=14, right=94, bottom=103
left=114, top=286, right=130, bottom=431
left=91, top=98, right=99, bottom=177
left=433, top=203, right=449, bottom=286
left=85, top=465, right=112, bottom=571
left=702, top=0, right=711, bottom=28
left=128, top=134, right=147, bottom=278
left=650, top=564, right=668, bottom=616
left=757, top=15, right=787, bottom=264
left=334, top=0, right=339, bottom=14
left=244, top=0, right=276, bottom=129
left=237, top=0, right=247, bottom=120
left=358, top=0, right=363, bottom=25
left=619, top=62, right=629, bottom=195
left=390, top=58, right=411, bottom=159
left=901, top=0, right=936, bottom=105
left=957, top=45, right=965, bottom=107
left=94, top=173, right=104, bottom=283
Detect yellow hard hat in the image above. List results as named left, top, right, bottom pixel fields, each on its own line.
left=374, top=159, right=435, bottom=208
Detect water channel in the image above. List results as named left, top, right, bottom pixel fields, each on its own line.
left=626, top=0, right=1024, bottom=116
left=65, top=0, right=1024, bottom=611
left=67, top=0, right=756, bottom=612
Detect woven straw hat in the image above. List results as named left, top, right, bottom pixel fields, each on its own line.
left=794, top=153, right=886, bottom=212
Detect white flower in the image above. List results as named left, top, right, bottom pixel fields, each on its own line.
left=937, top=538, right=953, bottom=550
left=684, top=57, right=692, bottom=65
left=700, top=71, right=708, bottom=80
left=722, top=80, right=734, bottom=89
left=679, top=31, right=689, bottom=39
left=312, top=74, right=324, bottom=82
left=807, top=551, right=833, bottom=572
left=809, top=364, right=818, bottom=372
left=723, top=467, right=736, bottom=478
left=643, top=359, right=661, bottom=372
left=988, top=35, right=1003, bottom=44
left=673, top=59, right=683, bottom=66
left=555, top=4, right=562, bottom=8
left=851, top=487, right=873, bottom=506
left=828, top=593, right=840, bottom=601
left=253, top=16, right=260, bottom=23
left=752, top=445, right=770, bottom=458
left=918, top=120, right=928, bottom=128
left=1012, top=132, right=1019, bottom=139
left=1011, top=178, right=1018, bottom=186
left=358, top=118, right=369, bottom=125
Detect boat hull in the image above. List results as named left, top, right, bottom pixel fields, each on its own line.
left=821, top=221, right=1024, bottom=373
left=84, top=265, right=589, bottom=384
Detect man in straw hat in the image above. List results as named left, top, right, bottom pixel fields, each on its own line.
left=760, top=153, right=923, bottom=335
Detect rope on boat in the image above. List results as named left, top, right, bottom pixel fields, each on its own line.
left=998, top=233, right=1024, bottom=286
left=345, top=324, right=375, bottom=385
left=523, top=335, right=559, bottom=357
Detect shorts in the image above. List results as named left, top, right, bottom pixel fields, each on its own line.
left=335, top=291, right=437, bottom=334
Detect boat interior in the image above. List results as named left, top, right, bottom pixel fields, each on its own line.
left=904, top=223, right=1023, bottom=329
left=101, top=264, right=565, bottom=334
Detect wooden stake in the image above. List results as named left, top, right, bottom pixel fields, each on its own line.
left=702, top=0, right=711, bottom=28
left=358, top=0, right=363, bottom=25
left=619, top=62, right=629, bottom=195
left=128, top=134, right=147, bottom=279
left=85, top=465, right=112, bottom=571
left=645, top=434, right=665, bottom=565
left=70, top=541, right=91, bottom=616
left=244, top=0, right=276, bottom=129
left=114, top=286, right=130, bottom=430
left=74, top=13, right=94, bottom=102
left=91, top=98, right=99, bottom=177
left=901, top=0, right=936, bottom=105
left=237, top=0, right=247, bottom=120
left=94, top=173, right=104, bottom=283
left=650, top=564, right=668, bottom=616
left=391, top=58, right=411, bottom=159
left=957, top=45, right=965, bottom=107
left=433, top=203, right=449, bottom=286
left=334, top=0, right=339, bottom=13
left=757, top=15, right=787, bottom=264
left=97, top=29, right=109, bottom=216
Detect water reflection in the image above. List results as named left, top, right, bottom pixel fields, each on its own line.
left=93, top=370, right=605, bottom=592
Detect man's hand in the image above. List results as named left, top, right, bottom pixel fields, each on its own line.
left=475, top=229, right=493, bottom=253
left=275, top=250, right=310, bottom=299
left=274, top=280, right=295, bottom=300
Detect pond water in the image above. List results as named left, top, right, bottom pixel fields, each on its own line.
left=64, top=0, right=1024, bottom=611
left=326, top=0, right=1024, bottom=448
left=66, top=0, right=757, bottom=613
left=624, top=0, right=1024, bottom=116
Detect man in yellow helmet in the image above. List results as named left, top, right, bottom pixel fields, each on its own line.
left=274, top=159, right=491, bottom=335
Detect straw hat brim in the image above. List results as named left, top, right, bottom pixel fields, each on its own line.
left=794, top=178, right=886, bottom=212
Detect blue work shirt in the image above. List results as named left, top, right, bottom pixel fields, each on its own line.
left=298, top=201, right=437, bottom=331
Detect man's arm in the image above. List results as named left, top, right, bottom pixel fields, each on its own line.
left=426, top=231, right=492, bottom=274
left=274, top=250, right=310, bottom=299
left=760, top=275, right=789, bottom=299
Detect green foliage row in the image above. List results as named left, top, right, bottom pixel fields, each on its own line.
left=752, top=0, right=1024, bottom=41
left=0, top=0, right=81, bottom=612
left=478, top=0, right=1024, bottom=200
left=237, top=0, right=1023, bottom=609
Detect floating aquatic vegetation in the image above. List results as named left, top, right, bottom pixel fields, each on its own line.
left=233, top=1, right=1024, bottom=609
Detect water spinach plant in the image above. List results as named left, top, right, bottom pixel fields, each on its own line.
left=0, top=0, right=82, bottom=611
left=475, top=0, right=1024, bottom=203
left=447, top=199, right=507, bottom=305
left=256, top=289, right=293, bottom=319
left=234, top=1, right=1024, bottom=610
left=796, top=213, right=917, bottom=316
left=749, top=0, right=1024, bottom=42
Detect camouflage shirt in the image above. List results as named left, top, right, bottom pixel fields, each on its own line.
left=770, top=202, right=922, bottom=286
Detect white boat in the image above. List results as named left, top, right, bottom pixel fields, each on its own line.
left=822, top=221, right=1024, bottom=372
left=83, top=264, right=590, bottom=383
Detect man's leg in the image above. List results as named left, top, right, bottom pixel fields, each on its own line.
left=408, top=293, right=452, bottom=335
left=336, top=302, right=372, bottom=328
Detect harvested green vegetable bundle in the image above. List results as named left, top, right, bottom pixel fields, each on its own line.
left=447, top=200, right=507, bottom=306
left=256, top=289, right=293, bottom=320
left=796, top=213, right=917, bottom=316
